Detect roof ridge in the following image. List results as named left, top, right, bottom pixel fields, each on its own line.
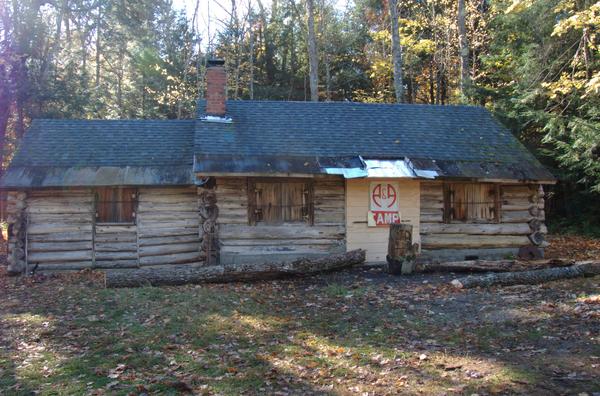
left=196, top=98, right=482, bottom=109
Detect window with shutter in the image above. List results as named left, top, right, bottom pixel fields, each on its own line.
left=443, top=183, right=500, bottom=223
left=96, top=187, right=137, bottom=224
left=248, top=179, right=313, bottom=225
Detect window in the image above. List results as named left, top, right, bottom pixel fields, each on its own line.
left=443, top=183, right=500, bottom=223
left=96, top=187, right=137, bottom=224
left=248, top=179, right=313, bottom=225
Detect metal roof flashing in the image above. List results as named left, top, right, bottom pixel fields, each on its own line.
left=200, top=115, right=233, bottom=124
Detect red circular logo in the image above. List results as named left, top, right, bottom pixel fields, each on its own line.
left=372, top=183, right=397, bottom=208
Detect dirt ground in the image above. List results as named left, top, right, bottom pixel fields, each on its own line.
left=0, top=236, right=599, bottom=395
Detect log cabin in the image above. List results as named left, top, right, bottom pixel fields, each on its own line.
left=1, top=59, right=555, bottom=275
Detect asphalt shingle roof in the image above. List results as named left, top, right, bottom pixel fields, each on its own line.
left=11, top=119, right=194, bottom=167
left=194, top=100, right=553, bottom=181
left=1, top=100, right=554, bottom=187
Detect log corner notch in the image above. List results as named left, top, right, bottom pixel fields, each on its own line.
left=198, top=181, right=219, bottom=265
left=527, top=185, right=547, bottom=248
left=6, top=191, right=27, bottom=275
left=104, top=249, right=366, bottom=288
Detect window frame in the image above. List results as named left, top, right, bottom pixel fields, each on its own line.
left=95, top=187, right=138, bottom=225
left=247, top=178, right=314, bottom=226
left=443, top=182, right=501, bottom=224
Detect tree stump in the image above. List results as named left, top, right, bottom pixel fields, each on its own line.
left=387, top=223, right=419, bottom=275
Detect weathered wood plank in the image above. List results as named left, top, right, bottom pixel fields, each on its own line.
left=94, top=259, right=139, bottom=269
left=28, top=232, right=94, bottom=243
left=137, top=226, right=199, bottom=238
left=139, top=251, right=201, bottom=266
left=138, top=242, right=200, bottom=257
left=95, top=225, right=136, bottom=234
left=219, top=224, right=345, bottom=240
left=420, top=223, right=532, bottom=235
left=422, top=234, right=530, bottom=249
left=28, top=241, right=93, bottom=252
left=28, top=250, right=93, bottom=263
left=28, top=223, right=93, bottom=235
left=138, top=234, right=200, bottom=247
left=94, top=242, right=137, bottom=252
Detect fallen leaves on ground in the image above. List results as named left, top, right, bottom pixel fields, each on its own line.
left=0, top=235, right=598, bottom=395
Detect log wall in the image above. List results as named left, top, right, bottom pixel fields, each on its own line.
left=6, top=186, right=203, bottom=272
left=135, top=187, right=201, bottom=266
left=25, top=189, right=95, bottom=271
left=216, top=176, right=346, bottom=265
left=420, top=182, right=547, bottom=261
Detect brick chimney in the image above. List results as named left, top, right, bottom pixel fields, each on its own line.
left=206, top=59, right=227, bottom=116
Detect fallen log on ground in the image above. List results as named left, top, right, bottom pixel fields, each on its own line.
left=450, top=261, right=600, bottom=289
left=105, top=249, right=366, bottom=288
left=417, top=259, right=573, bottom=273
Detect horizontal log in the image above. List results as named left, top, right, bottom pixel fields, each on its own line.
left=501, top=210, right=533, bottom=223
left=106, top=249, right=366, bottom=287
left=137, top=226, right=199, bottom=238
left=219, top=224, right=345, bottom=240
left=28, top=232, right=93, bottom=243
left=137, top=212, right=198, bottom=221
left=26, top=204, right=93, bottom=214
left=418, top=258, right=573, bottom=273
left=28, top=241, right=93, bottom=252
left=221, top=238, right=340, bottom=247
left=94, top=242, right=137, bottom=252
left=95, top=225, right=136, bottom=234
left=94, top=259, right=139, bottom=269
left=138, top=187, right=196, bottom=195
left=139, top=251, right=201, bottom=266
left=27, top=223, right=93, bottom=235
left=422, top=234, right=530, bottom=249
left=419, top=247, right=520, bottom=262
left=220, top=243, right=342, bottom=255
left=28, top=214, right=93, bottom=224
left=137, top=202, right=197, bottom=212
left=95, top=233, right=137, bottom=243
left=138, top=242, right=199, bottom=257
left=35, top=262, right=93, bottom=271
left=136, top=219, right=199, bottom=228
left=95, top=251, right=138, bottom=260
left=138, top=234, right=200, bottom=247
left=28, top=250, right=93, bottom=263
left=451, top=261, right=600, bottom=289
left=420, top=214, right=443, bottom=223
left=420, top=223, right=532, bottom=235
left=138, top=195, right=197, bottom=204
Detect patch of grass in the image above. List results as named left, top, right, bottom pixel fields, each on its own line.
left=1, top=267, right=599, bottom=395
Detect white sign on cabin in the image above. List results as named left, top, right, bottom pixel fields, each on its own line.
left=368, top=181, right=401, bottom=227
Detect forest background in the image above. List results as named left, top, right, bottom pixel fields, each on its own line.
left=0, top=0, right=598, bottom=234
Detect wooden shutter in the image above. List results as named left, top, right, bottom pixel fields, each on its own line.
left=444, top=183, right=499, bottom=223
left=96, top=187, right=137, bottom=223
left=248, top=179, right=313, bottom=225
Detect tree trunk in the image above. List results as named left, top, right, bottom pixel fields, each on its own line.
left=389, top=0, right=404, bottom=103
left=249, top=23, right=254, bottom=99
left=95, top=4, right=101, bottom=89
left=306, top=0, right=319, bottom=101
left=457, top=0, right=470, bottom=94
left=105, top=249, right=366, bottom=288
left=418, top=259, right=573, bottom=273
left=450, top=261, right=600, bottom=289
